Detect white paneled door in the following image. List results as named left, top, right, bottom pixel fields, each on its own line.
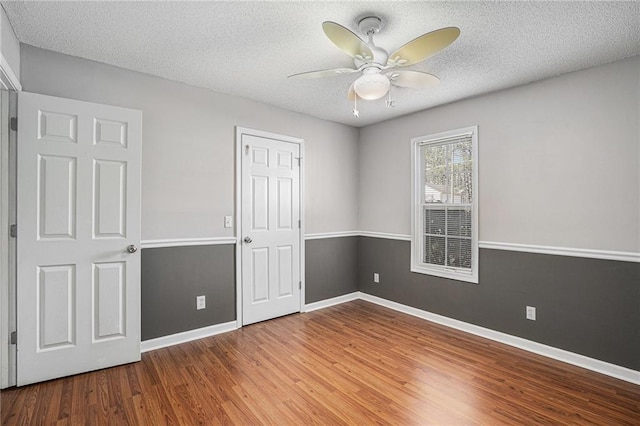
left=240, top=130, right=302, bottom=325
left=16, top=92, right=141, bottom=386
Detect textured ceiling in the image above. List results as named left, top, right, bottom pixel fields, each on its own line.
left=3, top=1, right=639, bottom=127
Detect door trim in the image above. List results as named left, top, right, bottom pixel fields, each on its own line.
left=0, top=53, right=21, bottom=91
left=0, top=89, right=16, bottom=388
left=234, top=127, right=305, bottom=328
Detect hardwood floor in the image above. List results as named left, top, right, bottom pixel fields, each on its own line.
left=2, top=300, right=639, bottom=425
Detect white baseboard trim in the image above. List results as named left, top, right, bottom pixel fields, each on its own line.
left=141, top=237, right=237, bottom=249
left=357, top=293, right=640, bottom=385
left=304, top=292, right=360, bottom=312
left=141, top=321, right=237, bottom=353
left=138, top=293, right=639, bottom=385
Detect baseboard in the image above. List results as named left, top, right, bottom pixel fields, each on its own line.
left=357, top=293, right=640, bottom=385
left=141, top=321, right=237, bottom=353
left=304, top=292, right=360, bottom=312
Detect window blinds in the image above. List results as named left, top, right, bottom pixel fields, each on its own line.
left=421, top=134, right=473, bottom=270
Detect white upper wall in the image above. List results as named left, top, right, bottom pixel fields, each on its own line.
left=17, top=44, right=640, bottom=252
left=359, top=56, right=640, bottom=253
left=20, top=45, right=359, bottom=240
left=0, top=5, right=20, bottom=89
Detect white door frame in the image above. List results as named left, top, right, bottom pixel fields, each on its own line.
left=0, top=49, right=22, bottom=388
left=0, top=89, right=8, bottom=388
left=0, top=89, right=17, bottom=389
left=234, top=127, right=305, bottom=328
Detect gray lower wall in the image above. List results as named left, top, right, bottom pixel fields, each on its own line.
left=140, top=236, right=639, bottom=372
left=141, top=238, right=359, bottom=339
left=141, top=245, right=236, bottom=340
left=305, top=237, right=359, bottom=304
left=357, top=237, right=640, bottom=370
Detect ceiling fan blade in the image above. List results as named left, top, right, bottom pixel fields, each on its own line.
left=288, top=68, right=358, bottom=79
left=322, top=21, right=373, bottom=59
left=388, top=27, right=460, bottom=67
left=389, top=70, right=440, bottom=89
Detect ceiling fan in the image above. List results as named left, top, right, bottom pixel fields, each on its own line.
left=288, top=16, right=460, bottom=116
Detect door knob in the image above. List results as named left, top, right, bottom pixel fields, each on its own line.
left=243, top=237, right=252, bottom=244
left=127, top=244, right=138, bottom=253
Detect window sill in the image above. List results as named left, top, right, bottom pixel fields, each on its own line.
left=410, top=265, right=479, bottom=284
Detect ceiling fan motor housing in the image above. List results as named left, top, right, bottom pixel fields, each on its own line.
left=368, top=45, right=389, bottom=66
left=354, top=46, right=388, bottom=69
left=354, top=16, right=389, bottom=68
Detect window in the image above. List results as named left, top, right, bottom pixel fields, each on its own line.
left=411, top=126, right=478, bottom=283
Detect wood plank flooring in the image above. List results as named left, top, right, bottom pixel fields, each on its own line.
left=2, top=300, right=639, bottom=425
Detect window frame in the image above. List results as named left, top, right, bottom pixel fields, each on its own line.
left=410, top=126, right=479, bottom=284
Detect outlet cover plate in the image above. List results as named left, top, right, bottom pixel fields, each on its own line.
left=197, top=295, right=206, bottom=310
left=526, top=306, right=536, bottom=320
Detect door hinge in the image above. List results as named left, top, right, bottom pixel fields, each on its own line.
left=299, top=281, right=301, bottom=290
left=9, top=117, right=17, bottom=132
left=10, top=331, right=16, bottom=345
left=9, top=224, right=16, bottom=238
left=298, top=220, right=301, bottom=229
left=295, top=156, right=302, bottom=166
left=245, top=144, right=250, bottom=155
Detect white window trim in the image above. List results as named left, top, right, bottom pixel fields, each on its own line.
left=410, top=126, right=479, bottom=284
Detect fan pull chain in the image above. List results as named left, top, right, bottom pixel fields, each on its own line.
left=386, top=86, right=395, bottom=108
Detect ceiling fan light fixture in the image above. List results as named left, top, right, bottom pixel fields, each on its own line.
left=353, top=71, right=390, bottom=100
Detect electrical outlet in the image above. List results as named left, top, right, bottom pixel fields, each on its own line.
left=526, top=306, right=536, bottom=321
left=224, top=216, right=233, bottom=228
left=373, top=273, right=380, bottom=283
left=196, top=295, right=206, bottom=310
